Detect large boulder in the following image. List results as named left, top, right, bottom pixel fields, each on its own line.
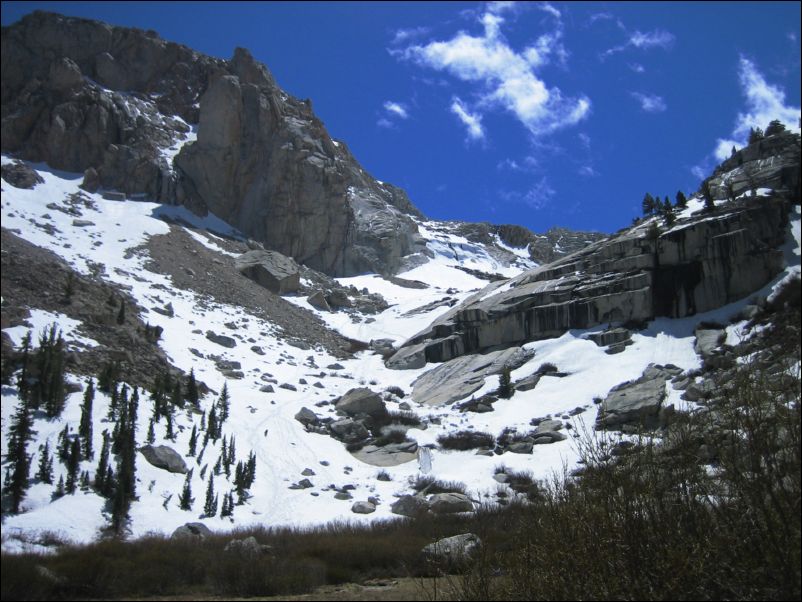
left=428, top=492, right=474, bottom=514
left=328, top=418, right=370, bottom=443
left=236, top=250, right=300, bottom=294
left=596, top=364, right=682, bottom=430
left=139, top=445, right=188, bottom=474
left=421, top=533, right=481, bottom=571
left=171, top=522, right=212, bottom=539
left=391, top=495, right=429, bottom=517
left=335, top=387, right=387, bottom=418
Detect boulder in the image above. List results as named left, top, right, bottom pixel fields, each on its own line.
left=171, top=522, right=212, bottom=539
left=421, top=533, right=481, bottom=570
left=351, top=501, right=376, bottom=514
left=329, top=418, right=370, bottom=443
left=596, top=364, right=678, bottom=430
left=139, top=445, right=188, bottom=474
left=224, top=536, right=273, bottom=557
left=1, top=161, right=43, bottom=189
left=695, top=328, right=726, bottom=359
left=236, top=250, right=300, bottom=294
left=205, top=330, right=236, bottom=348
left=428, top=492, right=474, bottom=514
left=391, top=495, right=429, bottom=517
left=307, top=290, right=331, bottom=311
left=295, top=406, right=320, bottom=426
left=335, top=387, right=387, bottom=418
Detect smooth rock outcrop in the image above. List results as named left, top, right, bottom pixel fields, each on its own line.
left=412, top=347, right=530, bottom=406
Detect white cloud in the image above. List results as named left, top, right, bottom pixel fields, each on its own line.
left=497, top=156, right=539, bottom=171
left=383, top=101, right=409, bottom=119
left=630, top=91, right=667, bottom=113
left=451, top=98, right=485, bottom=140
left=537, top=2, right=561, bottom=19
left=376, top=117, right=394, bottom=129
left=501, top=177, right=556, bottom=209
left=391, top=26, right=431, bottom=45
left=398, top=6, right=589, bottom=137
left=602, top=27, right=675, bottom=58
left=578, top=165, right=599, bottom=177
left=628, top=62, right=645, bottom=73
left=630, top=29, right=675, bottom=50
left=712, top=56, right=801, bottom=159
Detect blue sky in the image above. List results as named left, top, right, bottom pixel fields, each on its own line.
left=2, top=1, right=800, bottom=234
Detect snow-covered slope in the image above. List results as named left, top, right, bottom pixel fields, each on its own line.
left=1, top=156, right=800, bottom=553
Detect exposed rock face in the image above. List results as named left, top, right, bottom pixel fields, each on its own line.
left=235, top=249, right=300, bottom=294
left=173, top=57, right=425, bottom=275
left=411, top=347, right=530, bottom=406
left=390, top=190, right=792, bottom=367
left=139, top=444, right=188, bottom=474
left=706, top=131, right=801, bottom=201
left=454, top=221, right=607, bottom=265
left=1, top=11, right=423, bottom=277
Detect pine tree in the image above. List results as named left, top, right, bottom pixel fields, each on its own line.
left=57, top=424, right=71, bottom=462
left=53, top=475, right=65, bottom=499
left=675, top=190, right=688, bottom=209
left=748, top=126, right=764, bottom=145
left=3, top=397, right=34, bottom=513
left=701, top=181, right=715, bottom=211
left=95, top=431, right=111, bottom=493
left=164, top=411, right=174, bottom=440
left=765, top=119, right=786, bottom=137
left=80, top=470, right=90, bottom=490
left=204, top=475, right=217, bottom=517
left=37, top=441, right=54, bottom=484
left=179, top=471, right=194, bottom=511
left=79, top=378, right=94, bottom=459
left=665, top=207, right=676, bottom=227
left=497, top=366, right=513, bottom=399
left=65, top=438, right=81, bottom=494
left=187, top=369, right=199, bottom=408
left=642, top=192, right=656, bottom=216
left=16, top=331, right=32, bottom=401
left=217, top=383, right=230, bottom=423
left=188, top=425, right=198, bottom=457
left=146, top=418, right=156, bottom=444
